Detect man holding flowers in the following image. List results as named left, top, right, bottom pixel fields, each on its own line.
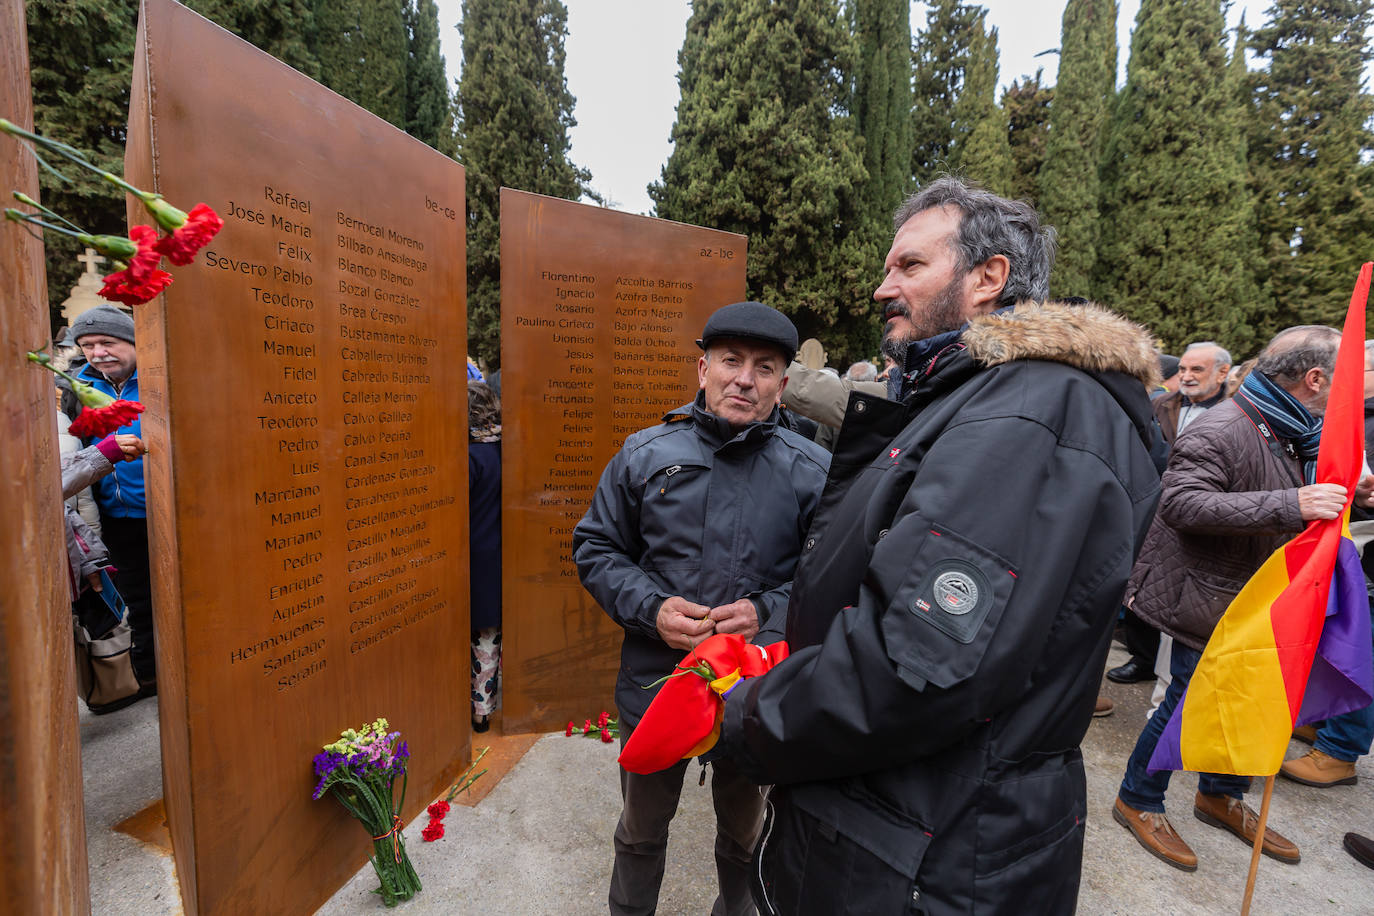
left=574, top=301, right=829, bottom=916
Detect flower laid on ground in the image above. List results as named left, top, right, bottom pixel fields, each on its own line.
left=27, top=351, right=145, bottom=439
left=419, top=749, right=489, bottom=842
left=566, top=710, right=619, bottom=743
left=1, top=118, right=221, bottom=305
left=311, top=718, right=420, bottom=906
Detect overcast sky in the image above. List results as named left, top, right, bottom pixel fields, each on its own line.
left=430, top=1, right=1299, bottom=215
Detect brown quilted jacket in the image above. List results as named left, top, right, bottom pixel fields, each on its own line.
left=1128, top=398, right=1306, bottom=649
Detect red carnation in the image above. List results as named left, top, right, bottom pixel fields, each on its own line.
left=583, top=718, right=593, bottom=735
left=124, top=225, right=164, bottom=280
left=100, top=265, right=172, bottom=306
left=597, top=711, right=610, bottom=728
left=600, top=728, right=613, bottom=743
left=565, top=721, right=576, bottom=737
left=420, top=820, right=444, bottom=842
left=426, top=801, right=450, bottom=819
left=68, top=399, right=145, bottom=439
left=154, top=203, right=223, bottom=266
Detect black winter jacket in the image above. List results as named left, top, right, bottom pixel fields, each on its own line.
left=716, top=303, right=1161, bottom=915
left=573, top=393, right=830, bottom=728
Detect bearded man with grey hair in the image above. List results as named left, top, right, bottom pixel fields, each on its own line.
left=709, top=177, right=1163, bottom=913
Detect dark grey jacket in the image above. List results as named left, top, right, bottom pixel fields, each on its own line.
left=573, top=392, right=829, bottom=728
left=717, top=303, right=1162, bottom=915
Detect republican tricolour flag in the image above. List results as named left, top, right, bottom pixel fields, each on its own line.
left=1149, top=264, right=1374, bottom=778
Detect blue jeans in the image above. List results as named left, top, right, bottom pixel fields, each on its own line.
left=1314, top=600, right=1374, bottom=762
left=1118, top=642, right=1251, bottom=812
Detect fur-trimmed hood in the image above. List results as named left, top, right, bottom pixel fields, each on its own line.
left=962, top=301, right=1161, bottom=390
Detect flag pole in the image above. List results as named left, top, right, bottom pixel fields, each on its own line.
left=1240, top=774, right=1276, bottom=915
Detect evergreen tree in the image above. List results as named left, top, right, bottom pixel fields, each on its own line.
left=1096, top=0, right=1264, bottom=354
left=314, top=0, right=407, bottom=129
left=186, top=0, right=319, bottom=78
left=851, top=0, right=912, bottom=218
left=1002, top=70, right=1052, bottom=205
left=1038, top=0, right=1117, bottom=298
left=910, top=0, right=985, bottom=185
left=25, top=0, right=139, bottom=315
left=954, top=24, right=1013, bottom=195
left=403, top=0, right=451, bottom=150
left=1247, top=0, right=1374, bottom=332
left=649, top=0, right=872, bottom=360
left=457, top=0, right=591, bottom=367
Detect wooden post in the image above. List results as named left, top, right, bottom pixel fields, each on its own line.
left=1240, top=774, right=1276, bottom=916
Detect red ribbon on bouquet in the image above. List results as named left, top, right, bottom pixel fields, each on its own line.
left=618, top=633, right=789, bottom=775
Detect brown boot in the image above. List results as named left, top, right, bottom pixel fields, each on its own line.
left=1113, top=797, right=1197, bottom=871
left=1292, top=724, right=1318, bottom=745
left=1193, top=792, right=1301, bottom=864
left=1280, top=749, right=1357, bottom=787
left=1094, top=696, right=1115, bottom=718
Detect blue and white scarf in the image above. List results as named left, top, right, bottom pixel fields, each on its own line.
left=1237, top=370, right=1323, bottom=484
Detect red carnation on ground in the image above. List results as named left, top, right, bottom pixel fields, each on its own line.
left=426, top=801, right=450, bottom=819
left=100, top=264, right=172, bottom=305
left=597, top=710, right=610, bottom=728
left=154, top=203, right=223, bottom=265
left=565, top=721, right=576, bottom=737
left=420, top=820, right=444, bottom=842
left=600, top=728, right=613, bottom=743
left=68, top=399, right=145, bottom=439
left=582, top=718, right=593, bottom=735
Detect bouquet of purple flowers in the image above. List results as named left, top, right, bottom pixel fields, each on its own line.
left=311, top=718, right=421, bottom=906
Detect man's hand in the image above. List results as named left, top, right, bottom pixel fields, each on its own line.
left=656, top=596, right=714, bottom=650
left=1299, top=483, right=1348, bottom=520
left=1356, top=474, right=1374, bottom=509
left=112, top=433, right=146, bottom=461
left=85, top=572, right=103, bottom=592
left=708, top=599, right=759, bottom=640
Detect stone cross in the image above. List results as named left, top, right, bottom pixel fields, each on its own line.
left=77, top=247, right=104, bottom=274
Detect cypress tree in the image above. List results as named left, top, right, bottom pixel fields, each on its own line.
left=1247, top=0, right=1374, bottom=332
left=851, top=0, right=912, bottom=218
left=1002, top=70, right=1052, bottom=206
left=649, top=0, right=871, bottom=359
left=314, top=0, right=407, bottom=129
left=403, top=0, right=452, bottom=150
left=457, top=0, right=591, bottom=367
left=1037, top=0, right=1117, bottom=298
left=24, top=0, right=139, bottom=316
left=910, top=0, right=984, bottom=185
left=954, top=24, right=1013, bottom=195
left=1096, top=0, right=1263, bottom=353
left=186, top=0, right=319, bottom=78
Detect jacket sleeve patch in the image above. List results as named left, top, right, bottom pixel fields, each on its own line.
left=882, top=522, right=1018, bottom=690
left=910, top=559, right=993, bottom=644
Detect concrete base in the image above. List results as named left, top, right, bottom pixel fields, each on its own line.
left=84, top=645, right=1374, bottom=914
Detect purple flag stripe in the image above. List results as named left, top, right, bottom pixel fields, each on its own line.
left=1297, top=535, right=1374, bottom=724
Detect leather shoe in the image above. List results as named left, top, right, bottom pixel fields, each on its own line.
left=1344, top=832, right=1374, bottom=870
left=1292, top=724, right=1318, bottom=745
left=1113, top=797, right=1197, bottom=871
left=1107, top=657, right=1155, bottom=684
left=1280, top=748, right=1357, bottom=787
left=1193, top=792, right=1300, bottom=863
left=1094, top=696, right=1114, bottom=717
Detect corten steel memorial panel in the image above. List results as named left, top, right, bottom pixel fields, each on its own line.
left=127, top=2, right=467, bottom=913
left=0, top=1, right=91, bottom=911
left=500, top=189, right=746, bottom=732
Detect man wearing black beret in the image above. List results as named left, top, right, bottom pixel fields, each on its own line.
left=574, top=301, right=830, bottom=916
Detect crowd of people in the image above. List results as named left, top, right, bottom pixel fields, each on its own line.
left=575, top=177, right=1374, bottom=914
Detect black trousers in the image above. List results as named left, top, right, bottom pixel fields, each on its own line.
left=610, top=725, right=766, bottom=916
left=1120, top=606, right=1160, bottom=669
left=100, top=515, right=156, bottom=683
